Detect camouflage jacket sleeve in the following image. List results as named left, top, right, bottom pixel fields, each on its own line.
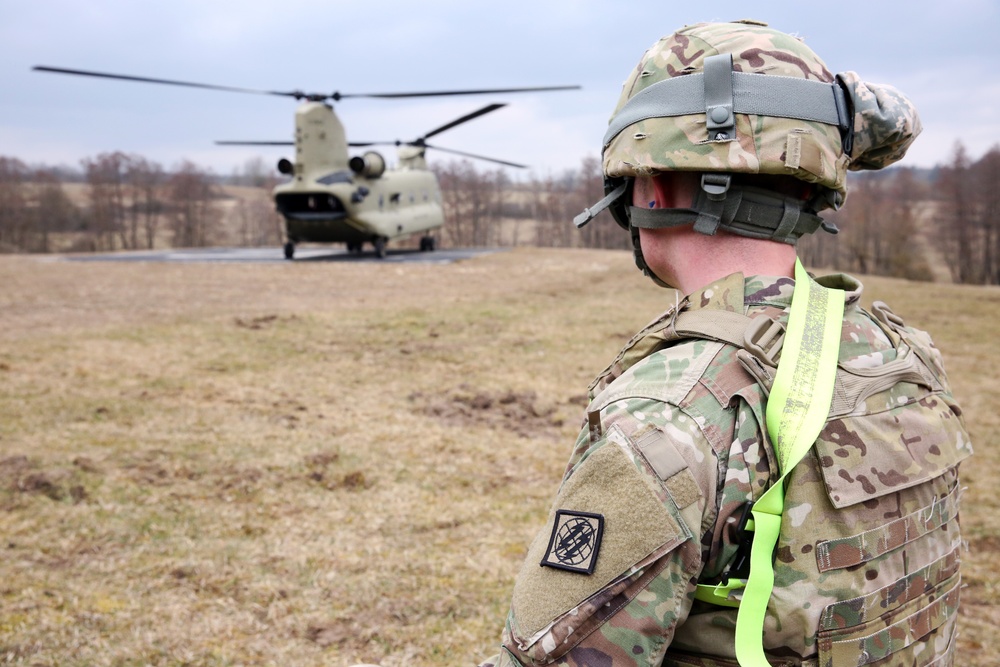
left=480, top=340, right=731, bottom=667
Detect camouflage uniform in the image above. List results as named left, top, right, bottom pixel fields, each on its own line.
left=477, top=19, right=968, bottom=667
left=481, top=271, right=971, bottom=667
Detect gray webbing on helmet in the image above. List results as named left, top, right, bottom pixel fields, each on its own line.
left=627, top=182, right=829, bottom=245
left=704, top=53, right=736, bottom=140
left=603, top=54, right=850, bottom=147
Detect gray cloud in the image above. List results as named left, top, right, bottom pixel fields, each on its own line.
left=2, top=0, right=997, bottom=175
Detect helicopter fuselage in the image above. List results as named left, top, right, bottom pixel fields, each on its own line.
left=275, top=167, right=444, bottom=245
left=273, top=101, right=444, bottom=255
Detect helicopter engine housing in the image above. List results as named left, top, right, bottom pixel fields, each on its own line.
left=349, top=151, right=386, bottom=179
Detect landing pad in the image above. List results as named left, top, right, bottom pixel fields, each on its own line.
left=64, top=246, right=505, bottom=264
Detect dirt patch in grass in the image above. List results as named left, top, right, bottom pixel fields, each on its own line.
left=409, top=384, right=565, bottom=439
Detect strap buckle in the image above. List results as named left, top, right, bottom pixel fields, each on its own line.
left=700, top=173, right=732, bottom=201
left=694, top=502, right=754, bottom=608
left=744, top=315, right=785, bottom=368
left=722, top=502, right=755, bottom=585
left=737, top=316, right=785, bottom=396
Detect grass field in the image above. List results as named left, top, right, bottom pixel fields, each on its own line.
left=1, top=248, right=997, bottom=666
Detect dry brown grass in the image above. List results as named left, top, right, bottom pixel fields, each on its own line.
left=1, top=248, right=997, bottom=666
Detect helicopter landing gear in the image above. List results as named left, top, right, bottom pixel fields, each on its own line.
left=346, top=241, right=363, bottom=254
left=283, top=241, right=295, bottom=260
left=373, top=237, right=388, bottom=259
left=419, top=235, right=437, bottom=252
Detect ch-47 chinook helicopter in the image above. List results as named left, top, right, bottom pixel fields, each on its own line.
left=33, top=66, right=579, bottom=259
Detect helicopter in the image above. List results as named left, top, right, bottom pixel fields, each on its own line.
left=33, top=66, right=580, bottom=259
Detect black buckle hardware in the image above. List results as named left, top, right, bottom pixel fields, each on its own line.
left=721, top=502, right=755, bottom=585
left=743, top=316, right=785, bottom=368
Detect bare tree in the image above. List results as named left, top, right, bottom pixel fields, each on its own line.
left=0, top=157, right=31, bottom=252
left=434, top=161, right=464, bottom=247
left=884, top=168, right=933, bottom=281
left=555, top=170, right=580, bottom=247
left=168, top=161, right=219, bottom=248
left=488, top=168, right=510, bottom=247
left=238, top=156, right=273, bottom=188
left=126, top=157, right=164, bottom=250
left=30, top=169, right=79, bottom=253
left=530, top=174, right=560, bottom=247
left=82, top=152, right=132, bottom=251
left=797, top=215, right=841, bottom=271
left=935, top=142, right=975, bottom=283
left=974, top=145, right=1000, bottom=284
left=799, top=170, right=930, bottom=281
left=843, top=175, right=884, bottom=275
left=435, top=160, right=490, bottom=247
left=233, top=195, right=282, bottom=246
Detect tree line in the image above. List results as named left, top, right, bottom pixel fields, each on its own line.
left=0, top=152, right=282, bottom=255
left=1, top=142, right=998, bottom=284
left=797, top=142, right=1000, bottom=285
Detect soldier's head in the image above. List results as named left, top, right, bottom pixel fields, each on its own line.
left=575, top=20, right=922, bottom=287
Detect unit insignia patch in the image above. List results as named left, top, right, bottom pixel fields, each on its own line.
left=540, top=510, right=604, bottom=575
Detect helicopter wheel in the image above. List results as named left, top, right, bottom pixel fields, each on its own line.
left=419, top=236, right=437, bottom=252
left=346, top=241, right=362, bottom=254
left=283, top=242, right=295, bottom=260
left=373, top=237, right=387, bottom=259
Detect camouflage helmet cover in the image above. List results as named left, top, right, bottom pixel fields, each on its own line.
left=603, top=20, right=922, bottom=205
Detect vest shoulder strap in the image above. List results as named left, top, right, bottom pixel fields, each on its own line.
left=671, top=309, right=756, bottom=348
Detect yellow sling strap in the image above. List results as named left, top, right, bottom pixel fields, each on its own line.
left=737, top=258, right=843, bottom=666
left=694, top=259, right=844, bottom=665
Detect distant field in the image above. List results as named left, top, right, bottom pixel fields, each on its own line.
left=1, top=248, right=997, bottom=666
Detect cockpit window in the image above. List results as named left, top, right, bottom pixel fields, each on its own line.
left=316, top=171, right=353, bottom=185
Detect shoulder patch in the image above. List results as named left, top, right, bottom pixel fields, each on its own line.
left=540, top=510, right=605, bottom=575
left=510, top=431, right=692, bottom=639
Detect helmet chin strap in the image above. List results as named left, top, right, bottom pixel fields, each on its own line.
left=625, top=174, right=838, bottom=288
left=575, top=172, right=838, bottom=289
left=629, top=174, right=835, bottom=243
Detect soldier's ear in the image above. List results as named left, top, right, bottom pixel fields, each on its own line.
left=837, top=71, right=923, bottom=171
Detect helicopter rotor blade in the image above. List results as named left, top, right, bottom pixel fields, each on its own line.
left=218, top=139, right=403, bottom=149
left=352, top=104, right=511, bottom=147
left=33, top=66, right=309, bottom=99
left=422, top=143, right=527, bottom=169
left=420, top=104, right=507, bottom=141
left=347, top=139, right=528, bottom=168
left=215, top=141, right=295, bottom=146
left=337, top=85, right=580, bottom=99
left=34, top=66, right=580, bottom=104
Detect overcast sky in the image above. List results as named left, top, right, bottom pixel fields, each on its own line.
left=2, top=0, right=998, bottom=178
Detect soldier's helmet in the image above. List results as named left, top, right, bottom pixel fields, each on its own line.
left=575, top=20, right=922, bottom=279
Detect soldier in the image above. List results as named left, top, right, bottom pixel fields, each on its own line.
left=482, top=20, right=973, bottom=667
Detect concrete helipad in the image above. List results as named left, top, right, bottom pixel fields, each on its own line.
left=64, top=246, right=505, bottom=264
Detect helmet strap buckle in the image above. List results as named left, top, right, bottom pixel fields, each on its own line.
left=701, top=173, right=731, bottom=201
left=692, top=173, right=731, bottom=235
